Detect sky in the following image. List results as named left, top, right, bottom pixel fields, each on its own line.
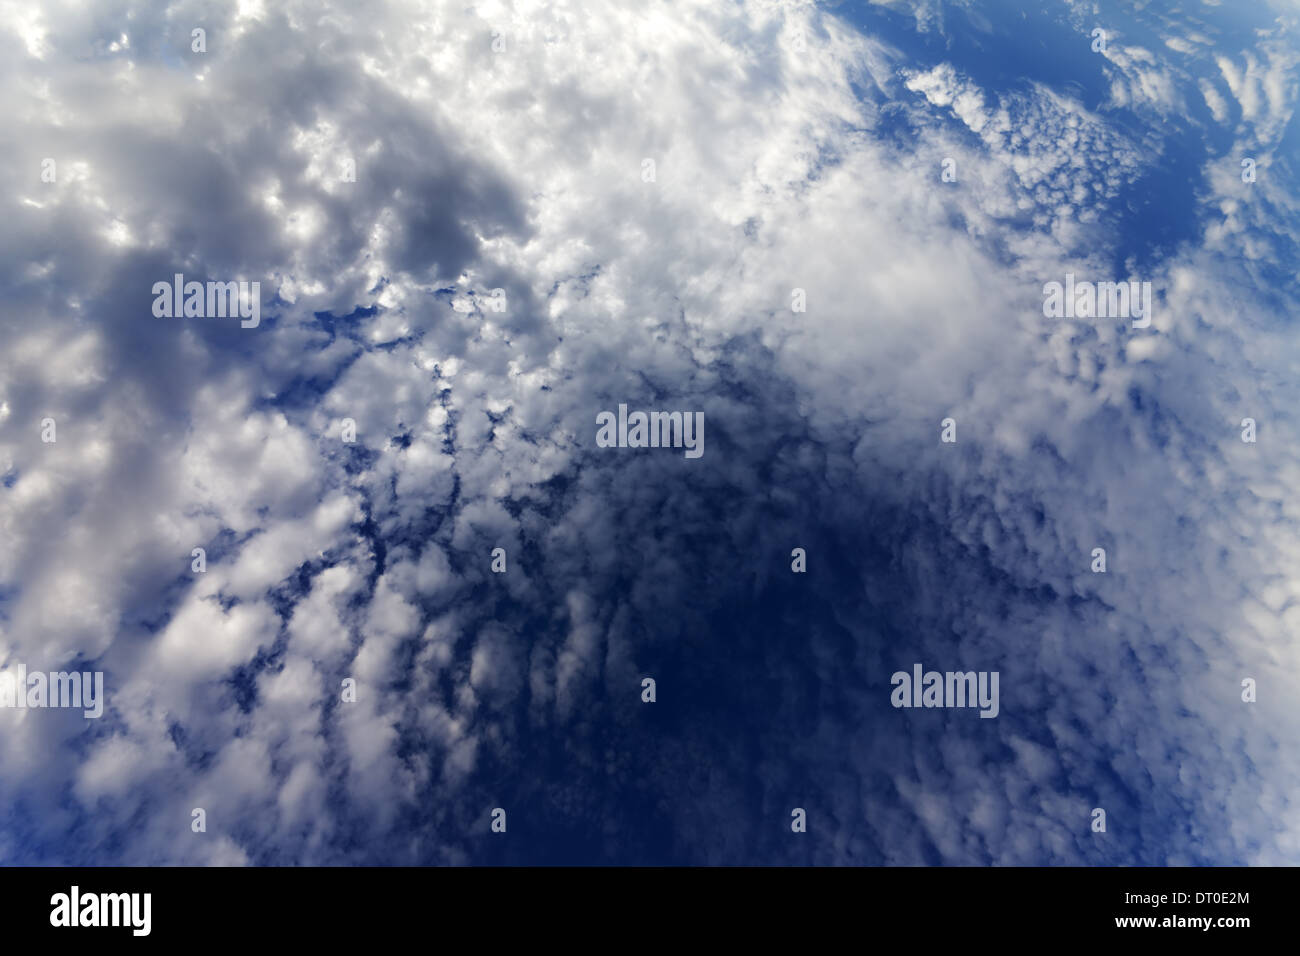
left=0, top=0, right=1298, bottom=865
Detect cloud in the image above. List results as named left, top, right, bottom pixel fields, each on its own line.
left=0, top=0, right=1297, bottom=865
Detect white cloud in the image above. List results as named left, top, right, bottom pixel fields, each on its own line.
left=0, top=0, right=1297, bottom=865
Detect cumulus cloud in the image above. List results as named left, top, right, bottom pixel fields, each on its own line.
left=0, top=0, right=1297, bottom=865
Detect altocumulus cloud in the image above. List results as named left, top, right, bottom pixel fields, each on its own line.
left=0, top=0, right=1298, bottom=865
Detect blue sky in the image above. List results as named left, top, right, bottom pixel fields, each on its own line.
left=0, top=0, right=1298, bottom=865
